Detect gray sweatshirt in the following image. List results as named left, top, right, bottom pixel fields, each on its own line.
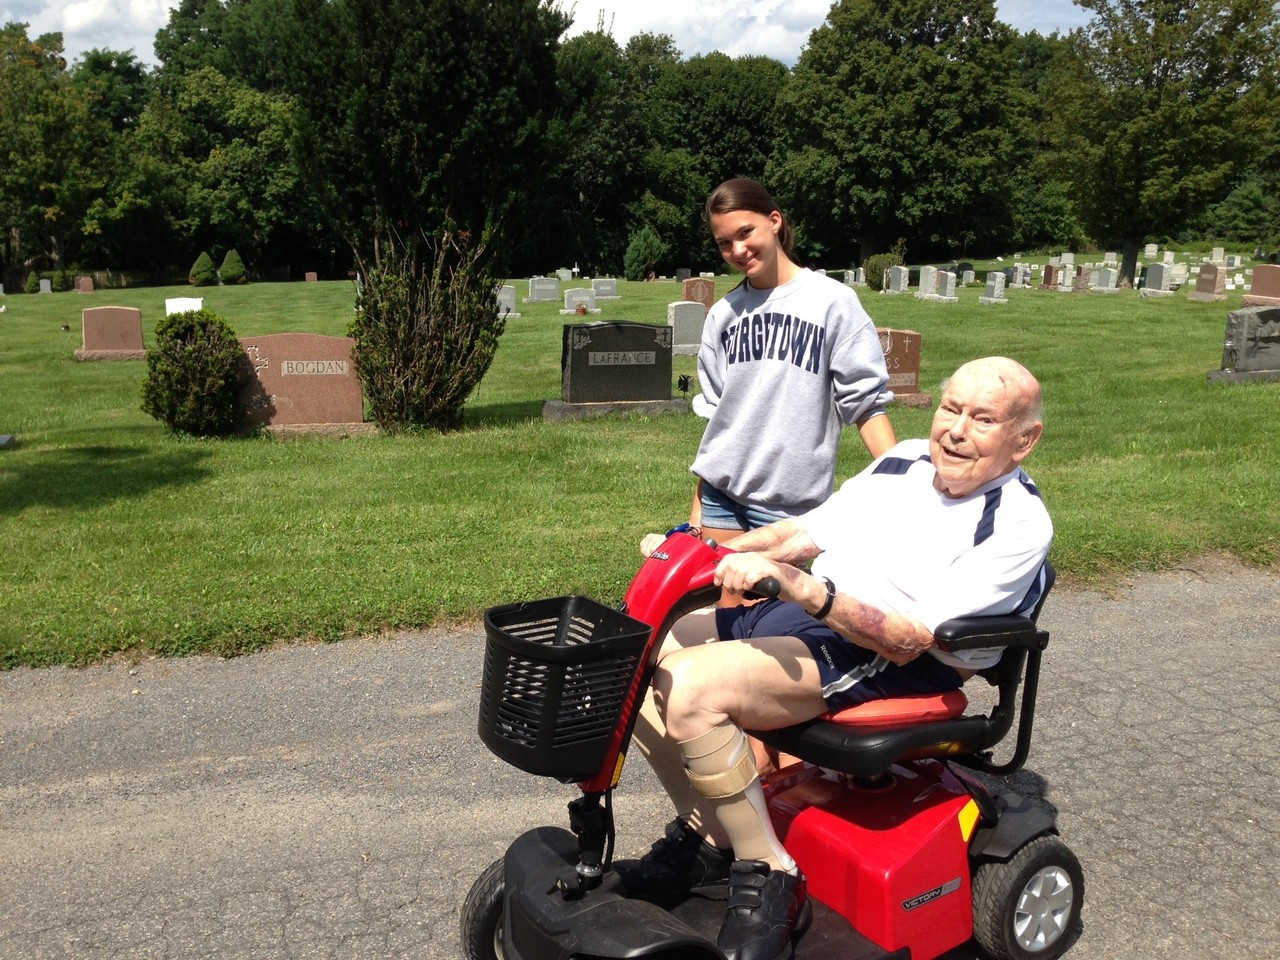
left=691, top=269, right=892, bottom=516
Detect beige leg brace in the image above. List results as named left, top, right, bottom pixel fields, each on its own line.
left=679, top=722, right=794, bottom=871
left=632, top=690, right=731, bottom=848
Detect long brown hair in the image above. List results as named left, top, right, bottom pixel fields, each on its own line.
left=705, top=178, right=795, bottom=258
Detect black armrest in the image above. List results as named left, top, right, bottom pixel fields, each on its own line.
left=934, top=615, right=1048, bottom=653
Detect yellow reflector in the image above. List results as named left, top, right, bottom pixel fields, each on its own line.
left=958, top=799, right=981, bottom=842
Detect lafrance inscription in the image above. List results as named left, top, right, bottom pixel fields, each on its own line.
left=589, top=351, right=655, bottom=366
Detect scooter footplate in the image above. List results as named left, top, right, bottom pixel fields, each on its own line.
left=501, top=826, right=907, bottom=960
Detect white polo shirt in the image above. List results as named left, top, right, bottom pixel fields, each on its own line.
left=797, top=439, right=1053, bottom=669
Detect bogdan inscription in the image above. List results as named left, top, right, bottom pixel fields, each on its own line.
left=282, top=360, right=349, bottom=375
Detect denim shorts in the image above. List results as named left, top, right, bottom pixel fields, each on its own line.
left=699, top=482, right=788, bottom=532
left=715, top=599, right=964, bottom=711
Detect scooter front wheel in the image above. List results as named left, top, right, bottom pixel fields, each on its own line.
left=461, top=857, right=506, bottom=960
left=972, top=834, right=1084, bottom=960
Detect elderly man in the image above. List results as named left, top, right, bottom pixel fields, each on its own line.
left=620, top=356, right=1052, bottom=960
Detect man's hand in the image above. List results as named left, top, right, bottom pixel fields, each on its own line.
left=640, top=533, right=666, bottom=558
left=714, top=552, right=810, bottom=603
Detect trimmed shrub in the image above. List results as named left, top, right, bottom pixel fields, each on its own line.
left=863, top=252, right=903, bottom=293
left=24, top=271, right=40, bottom=294
left=141, top=308, right=247, bottom=437
left=219, top=249, right=248, bottom=285
left=51, top=270, right=69, bottom=292
left=623, top=226, right=668, bottom=281
left=351, top=228, right=503, bottom=432
left=189, top=251, right=217, bottom=287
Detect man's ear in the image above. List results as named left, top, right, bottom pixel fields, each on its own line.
left=1013, top=421, right=1044, bottom=462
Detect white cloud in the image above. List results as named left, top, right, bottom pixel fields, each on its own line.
left=15, top=0, right=1093, bottom=68
left=563, top=0, right=1091, bottom=63
left=61, top=0, right=111, bottom=32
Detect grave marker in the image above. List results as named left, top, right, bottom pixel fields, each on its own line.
left=1208, top=306, right=1280, bottom=383
left=916, top=266, right=938, bottom=300
left=935, top=270, right=958, bottom=303
left=979, top=272, right=1008, bottom=305
left=561, top=288, right=601, bottom=315
left=591, top=278, right=620, bottom=300
left=1139, top=262, right=1175, bottom=298
left=877, top=328, right=931, bottom=407
left=496, top=284, right=521, bottom=319
left=39, top=279, right=52, bottom=294
left=1040, top=264, right=1059, bottom=290
left=668, top=301, right=706, bottom=356
left=1188, top=264, right=1226, bottom=303
left=884, top=265, right=909, bottom=294
left=238, top=333, right=366, bottom=431
left=526, top=276, right=559, bottom=303
left=544, top=322, right=687, bottom=421
left=1242, top=264, right=1280, bottom=307
left=165, top=297, right=203, bottom=315
left=1093, top=268, right=1120, bottom=294
left=682, top=277, right=716, bottom=312
left=75, top=306, right=146, bottom=360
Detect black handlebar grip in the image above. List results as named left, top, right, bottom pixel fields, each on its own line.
left=744, top=576, right=782, bottom=600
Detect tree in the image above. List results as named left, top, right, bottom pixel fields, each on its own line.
left=639, top=51, right=788, bottom=268
left=1051, top=0, right=1280, bottom=283
left=623, top=225, right=668, bottom=280
left=350, top=229, right=504, bottom=432
left=513, top=30, right=646, bottom=275
left=767, top=0, right=1025, bottom=264
left=286, top=0, right=568, bottom=266
left=72, top=49, right=151, bottom=133
left=0, top=25, right=115, bottom=275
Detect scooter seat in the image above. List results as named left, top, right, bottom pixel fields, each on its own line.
left=822, top=689, right=969, bottom=730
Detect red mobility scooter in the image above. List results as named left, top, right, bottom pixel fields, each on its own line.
left=462, top=527, right=1083, bottom=960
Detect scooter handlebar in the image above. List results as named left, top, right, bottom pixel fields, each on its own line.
left=744, top=576, right=782, bottom=600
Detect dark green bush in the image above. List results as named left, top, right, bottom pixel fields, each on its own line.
left=220, top=249, right=248, bottom=285
left=24, top=271, right=40, bottom=294
left=141, top=309, right=247, bottom=437
left=623, top=226, right=668, bottom=281
left=863, top=252, right=904, bottom=292
left=51, top=270, right=69, bottom=292
left=189, top=252, right=217, bottom=287
left=351, top=228, right=502, bottom=432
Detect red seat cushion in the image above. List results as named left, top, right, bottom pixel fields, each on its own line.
left=823, top=689, right=969, bottom=731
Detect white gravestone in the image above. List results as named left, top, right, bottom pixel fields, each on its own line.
left=668, top=301, right=706, bottom=356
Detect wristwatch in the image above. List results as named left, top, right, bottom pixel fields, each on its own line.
left=812, top=576, right=836, bottom=620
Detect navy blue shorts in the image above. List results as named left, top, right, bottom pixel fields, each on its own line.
left=715, top=600, right=964, bottom=711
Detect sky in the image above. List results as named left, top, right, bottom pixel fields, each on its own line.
left=5, top=0, right=1093, bottom=68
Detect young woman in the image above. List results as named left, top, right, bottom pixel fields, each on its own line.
left=688, top=178, right=897, bottom=545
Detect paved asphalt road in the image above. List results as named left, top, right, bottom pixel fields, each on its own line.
left=3, top=554, right=1277, bottom=960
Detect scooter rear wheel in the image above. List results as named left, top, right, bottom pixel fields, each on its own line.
left=461, top=857, right=506, bottom=960
left=972, top=834, right=1083, bottom=960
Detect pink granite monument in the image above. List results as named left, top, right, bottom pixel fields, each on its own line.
left=75, top=306, right=146, bottom=360
left=238, top=333, right=366, bottom=432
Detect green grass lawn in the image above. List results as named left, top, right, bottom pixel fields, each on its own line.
left=2, top=272, right=1276, bottom=667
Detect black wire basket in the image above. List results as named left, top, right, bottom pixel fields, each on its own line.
left=479, top=595, right=651, bottom=783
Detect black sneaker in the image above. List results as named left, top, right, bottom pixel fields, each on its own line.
left=614, top=817, right=734, bottom=900
left=716, top=860, right=811, bottom=960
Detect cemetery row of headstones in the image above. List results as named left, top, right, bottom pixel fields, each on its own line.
left=58, top=255, right=1280, bottom=432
